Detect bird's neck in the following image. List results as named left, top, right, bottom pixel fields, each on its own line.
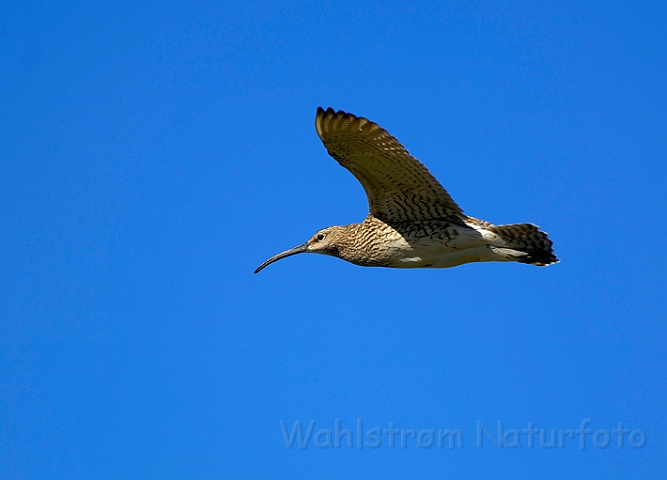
left=334, top=217, right=394, bottom=266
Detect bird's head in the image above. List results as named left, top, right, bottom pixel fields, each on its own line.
left=254, top=226, right=348, bottom=273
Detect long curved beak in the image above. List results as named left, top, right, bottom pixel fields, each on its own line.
left=254, top=243, right=309, bottom=274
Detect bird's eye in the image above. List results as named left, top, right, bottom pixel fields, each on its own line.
left=317, top=233, right=325, bottom=241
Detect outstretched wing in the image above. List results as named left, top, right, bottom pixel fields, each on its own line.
left=315, top=107, right=466, bottom=224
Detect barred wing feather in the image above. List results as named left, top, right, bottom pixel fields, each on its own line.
left=315, top=107, right=466, bottom=224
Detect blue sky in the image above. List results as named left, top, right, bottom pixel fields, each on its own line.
left=1, top=1, right=665, bottom=478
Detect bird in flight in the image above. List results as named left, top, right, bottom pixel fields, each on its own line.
left=255, top=107, right=557, bottom=274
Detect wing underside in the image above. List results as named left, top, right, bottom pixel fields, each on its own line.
left=315, top=107, right=466, bottom=224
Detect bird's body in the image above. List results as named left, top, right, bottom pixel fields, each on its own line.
left=255, top=108, right=558, bottom=274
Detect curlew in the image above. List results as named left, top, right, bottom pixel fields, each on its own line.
left=254, top=107, right=558, bottom=274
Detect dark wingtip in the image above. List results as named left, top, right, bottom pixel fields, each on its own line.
left=317, top=106, right=339, bottom=117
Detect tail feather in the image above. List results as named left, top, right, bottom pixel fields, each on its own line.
left=489, top=223, right=558, bottom=266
